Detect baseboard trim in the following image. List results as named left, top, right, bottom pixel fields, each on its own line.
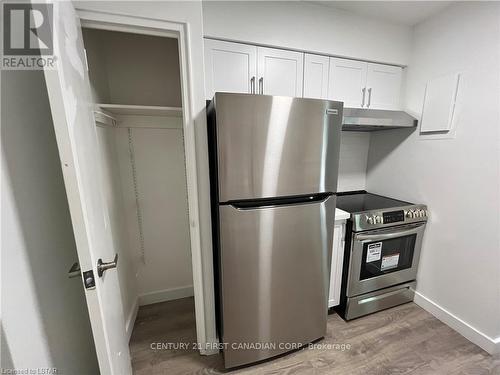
left=414, top=291, right=500, bottom=355
left=125, top=298, right=139, bottom=342
left=138, top=285, right=194, bottom=306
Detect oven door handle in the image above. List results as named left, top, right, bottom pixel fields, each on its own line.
left=356, top=223, right=425, bottom=242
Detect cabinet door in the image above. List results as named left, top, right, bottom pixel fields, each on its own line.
left=257, top=47, right=304, bottom=97
left=303, top=54, right=330, bottom=99
left=365, top=63, right=402, bottom=110
left=328, top=58, right=367, bottom=108
left=204, top=39, right=257, bottom=100
left=329, top=221, right=346, bottom=308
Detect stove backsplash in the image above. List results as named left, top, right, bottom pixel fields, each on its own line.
left=337, top=132, right=370, bottom=192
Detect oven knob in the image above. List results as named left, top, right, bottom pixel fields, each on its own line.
left=367, top=216, right=374, bottom=224
left=375, top=216, right=383, bottom=224
left=406, top=210, right=414, bottom=219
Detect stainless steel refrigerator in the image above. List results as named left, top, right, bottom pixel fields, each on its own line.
left=207, top=93, right=343, bottom=368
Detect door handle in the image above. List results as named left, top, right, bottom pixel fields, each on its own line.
left=358, top=286, right=412, bottom=305
left=228, top=192, right=332, bottom=210
left=361, top=87, right=366, bottom=107
left=367, top=88, right=372, bottom=108
left=97, top=253, right=118, bottom=277
left=68, top=262, right=81, bottom=279
left=250, top=76, right=256, bottom=94
left=258, top=77, right=263, bottom=94
left=356, top=223, right=425, bottom=242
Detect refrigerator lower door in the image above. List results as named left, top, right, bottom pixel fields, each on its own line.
left=218, top=195, right=335, bottom=368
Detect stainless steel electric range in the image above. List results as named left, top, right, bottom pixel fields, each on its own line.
left=335, top=191, right=428, bottom=320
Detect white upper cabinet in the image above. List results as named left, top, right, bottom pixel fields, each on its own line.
left=328, top=58, right=403, bottom=110
left=303, top=54, right=330, bottom=99
left=328, top=58, right=368, bottom=108
left=204, top=39, right=403, bottom=108
left=257, top=47, right=304, bottom=97
left=204, top=39, right=257, bottom=99
left=365, top=63, right=403, bottom=110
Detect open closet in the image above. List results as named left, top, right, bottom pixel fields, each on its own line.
left=81, top=27, right=195, bottom=354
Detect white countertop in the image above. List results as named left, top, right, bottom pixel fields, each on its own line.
left=335, top=208, right=350, bottom=221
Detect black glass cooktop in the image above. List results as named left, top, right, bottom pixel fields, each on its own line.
left=336, top=191, right=412, bottom=213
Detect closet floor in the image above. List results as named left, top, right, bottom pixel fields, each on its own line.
left=129, top=298, right=499, bottom=375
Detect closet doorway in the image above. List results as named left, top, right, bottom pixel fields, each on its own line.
left=82, top=23, right=199, bottom=372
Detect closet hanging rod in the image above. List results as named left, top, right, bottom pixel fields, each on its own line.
left=96, top=103, right=183, bottom=117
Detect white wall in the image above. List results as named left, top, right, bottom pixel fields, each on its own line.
left=111, top=121, right=194, bottom=306
left=337, top=132, right=371, bottom=192
left=1, top=71, right=99, bottom=373
left=127, top=127, right=193, bottom=303
left=366, top=2, right=500, bottom=353
left=203, top=1, right=412, bottom=66
left=82, top=28, right=182, bottom=107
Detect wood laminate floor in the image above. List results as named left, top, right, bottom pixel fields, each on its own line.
left=130, top=297, right=499, bottom=374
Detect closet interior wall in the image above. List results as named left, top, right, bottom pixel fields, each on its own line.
left=82, top=28, right=193, bottom=331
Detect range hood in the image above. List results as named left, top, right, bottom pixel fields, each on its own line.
left=342, top=108, right=418, bottom=131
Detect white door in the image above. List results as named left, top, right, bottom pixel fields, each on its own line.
left=204, top=39, right=257, bottom=99
left=365, top=63, right=403, bottom=110
left=257, top=47, right=304, bottom=97
left=303, top=53, right=330, bottom=99
left=43, top=2, right=131, bottom=374
left=328, top=57, right=368, bottom=108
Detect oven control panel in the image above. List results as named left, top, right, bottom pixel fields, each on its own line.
left=353, top=205, right=428, bottom=232
left=383, top=210, right=405, bottom=224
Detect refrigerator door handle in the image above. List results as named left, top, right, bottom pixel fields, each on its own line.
left=226, top=192, right=333, bottom=210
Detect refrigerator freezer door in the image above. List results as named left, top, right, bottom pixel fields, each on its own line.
left=218, top=195, right=336, bottom=368
left=213, top=93, right=342, bottom=202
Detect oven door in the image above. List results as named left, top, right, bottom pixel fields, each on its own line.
left=347, top=222, right=426, bottom=297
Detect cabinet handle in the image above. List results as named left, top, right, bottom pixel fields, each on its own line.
left=361, top=87, right=366, bottom=107
left=250, top=76, right=256, bottom=94
left=259, top=77, right=263, bottom=95
left=367, top=88, right=372, bottom=108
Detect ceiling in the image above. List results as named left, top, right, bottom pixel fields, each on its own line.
left=314, top=1, right=453, bottom=26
